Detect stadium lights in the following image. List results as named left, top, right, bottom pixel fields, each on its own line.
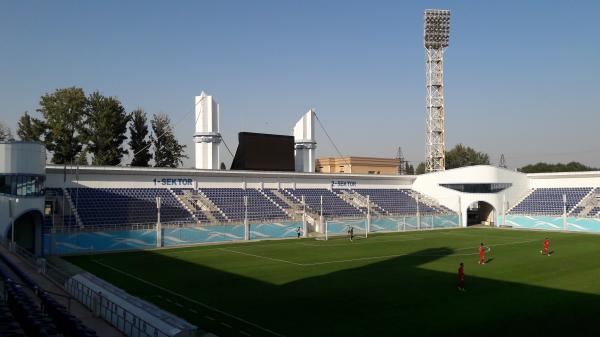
left=424, top=9, right=451, bottom=48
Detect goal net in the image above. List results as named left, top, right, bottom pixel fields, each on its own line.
left=318, top=219, right=368, bottom=240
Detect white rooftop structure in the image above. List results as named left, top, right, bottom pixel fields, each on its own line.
left=193, top=91, right=221, bottom=170
left=293, top=109, right=316, bottom=173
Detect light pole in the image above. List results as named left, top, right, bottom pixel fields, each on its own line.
left=244, top=195, right=249, bottom=240
left=156, top=197, right=161, bottom=248
left=9, top=198, right=19, bottom=250
left=562, top=193, right=567, bottom=231
left=366, top=195, right=370, bottom=238
left=424, top=9, right=451, bottom=172
left=416, top=194, right=421, bottom=229
left=302, top=196, right=307, bottom=238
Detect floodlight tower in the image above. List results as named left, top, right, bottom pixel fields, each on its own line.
left=424, top=9, right=450, bottom=172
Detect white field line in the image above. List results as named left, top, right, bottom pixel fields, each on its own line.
left=299, top=236, right=424, bottom=247
left=90, top=259, right=284, bottom=337
left=217, top=248, right=304, bottom=266
left=217, top=239, right=539, bottom=267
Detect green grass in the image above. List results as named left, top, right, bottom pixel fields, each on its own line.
left=65, top=228, right=600, bottom=337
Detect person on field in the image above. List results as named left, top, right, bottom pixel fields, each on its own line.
left=349, top=226, right=354, bottom=241
left=296, top=226, right=302, bottom=239
left=479, top=243, right=486, bottom=265
left=541, top=238, right=550, bottom=256
left=457, top=262, right=465, bottom=291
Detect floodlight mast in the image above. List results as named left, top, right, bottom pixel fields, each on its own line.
left=424, top=9, right=450, bottom=172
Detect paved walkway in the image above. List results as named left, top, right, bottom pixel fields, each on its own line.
left=0, top=246, right=125, bottom=337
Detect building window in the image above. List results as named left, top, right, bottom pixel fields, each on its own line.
left=0, top=174, right=45, bottom=197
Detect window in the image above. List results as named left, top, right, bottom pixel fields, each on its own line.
left=0, top=174, right=45, bottom=197
left=440, top=183, right=512, bottom=193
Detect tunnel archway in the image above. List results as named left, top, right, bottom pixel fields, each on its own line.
left=466, top=201, right=496, bottom=226
left=6, top=210, right=43, bottom=254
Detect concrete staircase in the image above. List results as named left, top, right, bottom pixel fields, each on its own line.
left=571, top=188, right=600, bottom=217
left=193, top=190, right=230, bottom=222
left=168, top=188, right=203, bottom=223
left=63, top=188, right=83, bottom=226
left=335, top=190, right=378, bottom=216
left=258, top=189, right=295, bottom=219
left=405, top=190, right=452, bottom=214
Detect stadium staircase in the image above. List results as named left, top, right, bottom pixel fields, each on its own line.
left=406, top=190, right=454, bottom=214
left=258, top=189, right=297, bottom=219
left=174, top=188, right=228, bottom=223
left=63, top=189, right=83, bottom=227
left=570, top=188, right=600, bottom=217
left=334, top=190, right=382, bottom=216
left=168, top=188, right=205, bottom=223
left=193, top=189, right=231, bottom=222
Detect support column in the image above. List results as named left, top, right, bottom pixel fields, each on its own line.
left=562, top=193, right=567, bottom=231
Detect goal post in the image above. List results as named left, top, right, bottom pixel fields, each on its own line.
left=321, top=218, right=368, bottom=240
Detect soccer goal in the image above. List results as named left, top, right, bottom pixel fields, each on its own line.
left=318, top=219, right=369, bottom=240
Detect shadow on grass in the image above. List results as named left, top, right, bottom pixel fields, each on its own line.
left=67, top=246, right=600, bottom=337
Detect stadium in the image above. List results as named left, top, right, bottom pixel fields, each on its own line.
left=2, top=7, right=600, bottom=337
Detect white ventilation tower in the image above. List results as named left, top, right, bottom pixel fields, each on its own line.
left=193, top=92, right=221, bottom=170
left=293, top=109, right=316, bottom=172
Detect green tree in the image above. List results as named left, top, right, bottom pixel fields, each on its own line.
left=404, top=162, right=415, bottom=175
left=37, top=87, right=87, bottom=164
left=0, top=121, right=13, bottom=141
left=416, top=162, right=426, bottom=174
left=16, top=112, right=45, bottom=141
left=75, top=148, right=89, bottom=165
left=83, top=91, right=130, bottom=165
left=445, top=144, right=490, bottom=169
left=151, top=113, right=187, bottom=168
left=519, top=162, right=598, bottom=173
left=128, top=109, right=152, bottom=167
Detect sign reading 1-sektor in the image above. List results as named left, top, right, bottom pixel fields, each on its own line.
left=153, top=178, right=193, bottom=186
left=331, top=180, right=357, bottom=188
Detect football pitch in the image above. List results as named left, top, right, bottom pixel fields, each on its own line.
left=66, top=228, right=600, bottom=337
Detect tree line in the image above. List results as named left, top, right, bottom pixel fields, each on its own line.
left=10, top=87, right=187, bottom=167
left=409, top=144, right=491, bottom=174
left=405, top=144, right=598, bottom=174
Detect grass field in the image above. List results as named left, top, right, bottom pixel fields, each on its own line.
left=66, top=228, right=600, bottom=337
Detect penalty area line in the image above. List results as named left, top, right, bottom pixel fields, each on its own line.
left=218, top=248, right=305, bottom=266
left=90, top=259, right=284, bottom=337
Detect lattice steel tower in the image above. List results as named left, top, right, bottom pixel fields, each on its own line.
left=424, top=9, right=450, bottom=172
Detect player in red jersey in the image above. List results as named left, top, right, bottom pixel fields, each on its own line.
left=541, top=238, right=550, bottom=256
left=478, top=243, right=486, bottom=264
left=457, top=262, right=465, bottom=291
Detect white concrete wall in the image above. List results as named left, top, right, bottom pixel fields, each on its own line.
left=527, top=171, right=600, bottom=188
left=412, top=165, right=530, bottom=226
left=45, top=165, right=414, bottom=190
left=0, top=142, right=46, bottom=175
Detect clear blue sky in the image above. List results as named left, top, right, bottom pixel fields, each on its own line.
left=1, top=0, right=600, bottom=169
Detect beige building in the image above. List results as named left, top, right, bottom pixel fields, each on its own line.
left=315, top=157, right=400, bottom=175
